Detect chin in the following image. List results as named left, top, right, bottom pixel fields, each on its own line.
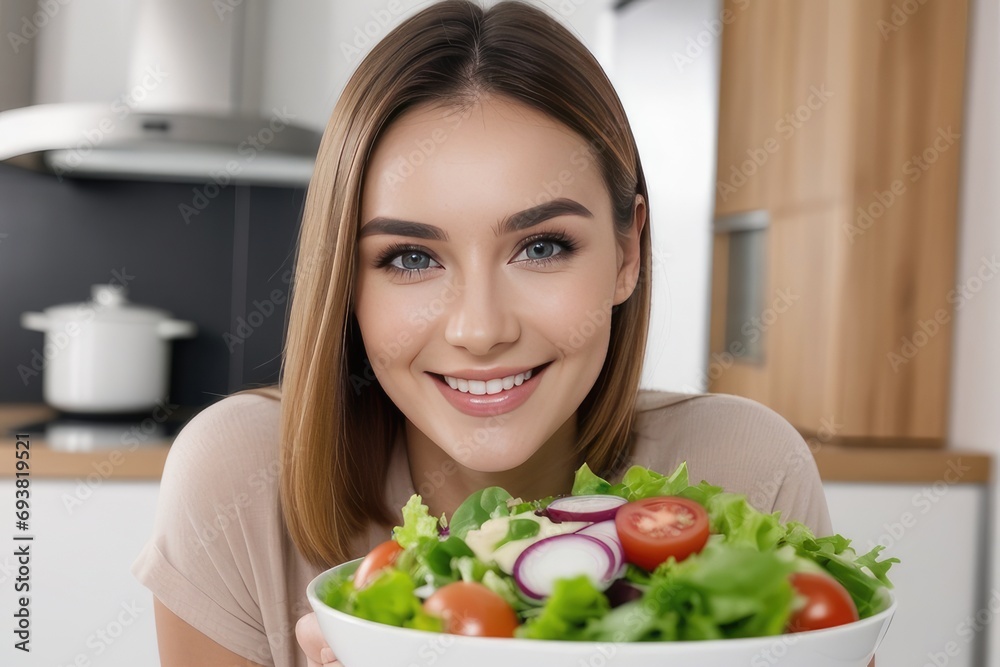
left=446, top=438, right=540, bottom=474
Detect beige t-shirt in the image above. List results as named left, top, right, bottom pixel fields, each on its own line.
left=131, top=388, right=832, bottom=667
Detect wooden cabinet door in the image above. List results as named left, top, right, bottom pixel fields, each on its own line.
left=709, top=0, right=968, bottom=443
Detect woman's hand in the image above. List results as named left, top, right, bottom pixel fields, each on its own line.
left=295, top=612, right=342, bottom=667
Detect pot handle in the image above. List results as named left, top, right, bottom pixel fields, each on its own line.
left=157, top=319, right=197, bottom=339
left=21, top=312, right=49, bottom=332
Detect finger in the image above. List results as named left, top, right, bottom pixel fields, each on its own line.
left=295, top=612, right=332, bottom=662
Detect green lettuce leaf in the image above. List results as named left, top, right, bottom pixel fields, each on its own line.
left=391, top=495, right=440, bottom=549
left=705, top=492, right=786, bottom=551
left=514, top=575, right=611, bottom=640
left=586, top=541, right=794, bottom=642
left=620, top=462, right=690, bottom=499
left=449, top=487, right=514, bottom=539
left=780, top=521, right=900, bottom=617
left=319, top=568, right=443, bottom=631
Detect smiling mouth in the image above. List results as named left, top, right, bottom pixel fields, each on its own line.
left=430, top=361, right=553, bottom=396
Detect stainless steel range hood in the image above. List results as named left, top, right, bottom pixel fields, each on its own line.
left=0, top=0, right=321, bottom=186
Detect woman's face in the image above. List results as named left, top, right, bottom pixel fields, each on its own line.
left=354, top=95, right=643, bottom=473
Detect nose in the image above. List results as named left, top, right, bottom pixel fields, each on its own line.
left=443, top=271, right=521, bottom=356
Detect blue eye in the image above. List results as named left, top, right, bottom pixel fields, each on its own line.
left=521, top=240, right=559, bottom=261
left=374, top=244, right=442, bottom=279
left=393, top=251, right=436, bottom=271
left=513, top=232, right=577, bottom=265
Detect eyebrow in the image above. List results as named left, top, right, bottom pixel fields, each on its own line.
left=358, top=198, right=594, bottom=241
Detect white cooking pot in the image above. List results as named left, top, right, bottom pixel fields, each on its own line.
left=20, top=284, right=197, bottom=413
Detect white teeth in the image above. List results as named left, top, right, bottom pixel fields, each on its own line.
left=442, top=367, right=540, bottom=394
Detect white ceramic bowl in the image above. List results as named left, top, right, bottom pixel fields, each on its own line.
left=307, top=558, right=896, bottom=667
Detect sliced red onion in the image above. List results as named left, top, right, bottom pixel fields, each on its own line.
left=574, top=520, right=625, bottom=576
left=512, top=533, right=616, bottom=600
left=544, top=494, right=628, bottom=523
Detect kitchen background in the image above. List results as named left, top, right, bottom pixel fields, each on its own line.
left=0, top=0, right=997, bottom=666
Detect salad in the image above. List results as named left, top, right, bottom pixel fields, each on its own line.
left=317, top=461, right=899, bottom=641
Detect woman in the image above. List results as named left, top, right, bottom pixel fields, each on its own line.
left=131, top=1, right=832, bottom=666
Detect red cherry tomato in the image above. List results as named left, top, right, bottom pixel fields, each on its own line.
left=786, top=572, right=859, bottom=632
left=614, top=496, right=710, bottom=571
left=353, top=540, right=404, bottom=589
left=422, top=581, right=520, bottom=638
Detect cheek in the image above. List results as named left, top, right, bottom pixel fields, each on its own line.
left=353, top=278, right=448, bottom=375
left=536, top=266, right=618, bottom=356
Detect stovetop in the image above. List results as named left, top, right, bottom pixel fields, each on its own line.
left=7, top=405, right=204, bottom=451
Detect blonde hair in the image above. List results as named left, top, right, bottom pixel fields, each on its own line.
left=240, top=0, right=652, bottom=567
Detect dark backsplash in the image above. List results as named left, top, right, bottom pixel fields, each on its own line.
left=0, top=163, right=306, bottom=408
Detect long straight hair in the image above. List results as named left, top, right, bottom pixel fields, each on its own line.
left=244, top=0, right=653, bottom=567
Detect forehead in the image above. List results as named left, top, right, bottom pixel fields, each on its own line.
left=361, top=96, right=607, bottom=223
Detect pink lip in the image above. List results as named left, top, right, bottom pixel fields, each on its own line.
left=429, top=363, right=550, bottom=418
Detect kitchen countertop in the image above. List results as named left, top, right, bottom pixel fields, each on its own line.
left=0, top=404, right=992, bottom=483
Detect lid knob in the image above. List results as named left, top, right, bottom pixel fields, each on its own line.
left=91, top=284, right=128, bottom=307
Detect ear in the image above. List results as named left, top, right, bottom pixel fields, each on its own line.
left=613, top=194, right=646, bottom=306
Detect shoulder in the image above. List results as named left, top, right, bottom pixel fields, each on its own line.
left=153, top=390, right=285, bottom=563
left=628, top=389, right=832, bottom=535
left=161, top=390, right=282, bottom=494
left=632, top=389, right=803, bottom=457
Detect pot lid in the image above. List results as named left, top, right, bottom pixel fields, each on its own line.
left=42, top=284, right=173, bottom=325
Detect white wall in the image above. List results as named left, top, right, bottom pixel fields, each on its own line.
left=610, top=0, right=719, bottom=393
left=260, top=0, right=619, bottom=131
left=947, top=0, right=1000, bottom=663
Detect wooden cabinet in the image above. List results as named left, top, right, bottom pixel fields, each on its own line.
left=709, top=0, right=968, bottom=442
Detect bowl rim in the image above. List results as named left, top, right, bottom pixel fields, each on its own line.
left=306, top=557, right=898, bottom=647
